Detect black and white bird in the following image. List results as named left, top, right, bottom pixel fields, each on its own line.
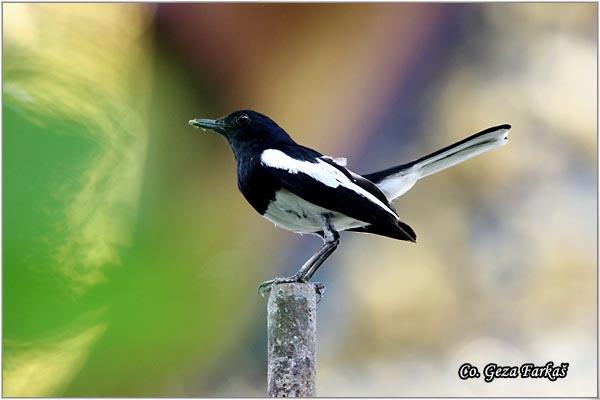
left=189, top=110, right=511, bottom=294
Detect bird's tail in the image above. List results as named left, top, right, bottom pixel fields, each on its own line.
left=364, top=124, right=511, bottom=201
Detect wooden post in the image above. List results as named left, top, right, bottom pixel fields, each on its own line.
left=267, top=283, right=317, bottom=397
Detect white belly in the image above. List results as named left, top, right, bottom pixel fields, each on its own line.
left=263, top=189, right=368, bottom=234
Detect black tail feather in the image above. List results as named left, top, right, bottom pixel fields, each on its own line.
left=363, top=124, right=511, bottom=184
left=347, top=220, right=417, bottom=242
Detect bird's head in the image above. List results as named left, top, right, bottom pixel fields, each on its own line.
left=189, top=110, right=293, bottom=149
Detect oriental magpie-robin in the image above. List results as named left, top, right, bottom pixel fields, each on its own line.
left=189, top=111, right=511, bottom=295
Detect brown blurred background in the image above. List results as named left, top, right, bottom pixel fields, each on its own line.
left=3, top=3, right=597, bottom=396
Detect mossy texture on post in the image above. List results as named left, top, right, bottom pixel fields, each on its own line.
left=267, top=283, right=317, bottom=397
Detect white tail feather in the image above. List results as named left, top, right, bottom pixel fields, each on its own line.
left=373, top=125, right=511, bottom=201
left=415, top=127, right=509, bottom=178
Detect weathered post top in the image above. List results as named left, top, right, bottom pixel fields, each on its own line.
left=267, top=283, right=317, bottom=397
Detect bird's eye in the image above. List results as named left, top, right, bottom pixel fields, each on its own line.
left=236, top=114, right=250, bottom=125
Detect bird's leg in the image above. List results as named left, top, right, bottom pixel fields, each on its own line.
left=290, top=239, right=338, bottom=302
left=304, top=219, right=339, bottom=282
left=258, top=215, right=340, bottom=298
left=257, top=242, right=331, bottom=297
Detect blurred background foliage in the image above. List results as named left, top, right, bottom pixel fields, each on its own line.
left=3, top=3, right=597, bottom=397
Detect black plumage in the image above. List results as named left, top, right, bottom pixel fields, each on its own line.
left=189, top=110, right=511, bottom=292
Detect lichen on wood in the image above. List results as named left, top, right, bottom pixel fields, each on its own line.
left=267, top=283, right=317, bottom=397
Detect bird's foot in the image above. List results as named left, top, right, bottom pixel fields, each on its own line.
left=258, top=277, right=326, bottom=302
left=258, top=276, right=305, bottom=297
left=314, top=282, right=326, bottom=303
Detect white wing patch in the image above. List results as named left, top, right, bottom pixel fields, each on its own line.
left=261, top=149, right=397, bottom=218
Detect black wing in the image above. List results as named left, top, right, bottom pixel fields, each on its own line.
left=263, top=145, right=416, bottom=241
left=318, top=156, right=395, bottom=213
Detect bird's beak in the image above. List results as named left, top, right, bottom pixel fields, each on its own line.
left=188, top=118, right=226, bottom=134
